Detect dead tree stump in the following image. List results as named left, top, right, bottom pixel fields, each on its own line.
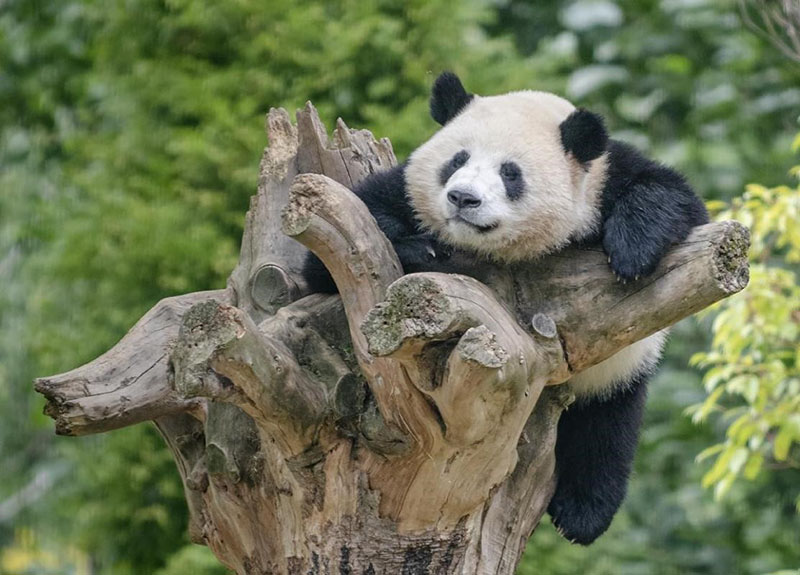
left=35, top=103, right=750, bottom=575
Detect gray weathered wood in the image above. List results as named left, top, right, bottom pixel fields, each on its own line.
left=35, top=104, right=749, bottom=575
left=35, top=289, right=231, bottom=435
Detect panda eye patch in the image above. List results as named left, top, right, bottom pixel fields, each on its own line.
left=500, top=162, right=521, bottom=180
left=500, top=161, right=525, bottom=200
left=438, top=150, right=470, bottom=185
left=451, top=150, right=470, bottom=168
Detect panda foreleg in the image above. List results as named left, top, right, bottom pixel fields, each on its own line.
left=355, top=166, right=451, bottom=274
left=300, top=163, right=451, bottom=292
left=601, top=142, right=709, bottom=282
left=392, top=232, right=453, bottom=274
left=547, top=373, right=648, bottom=545
left=603, top=187, right=702, bottom=282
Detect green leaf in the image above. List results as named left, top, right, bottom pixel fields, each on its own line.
left=774, top=427, right=794, bottom=461
left=713, top=473, right=735, bottom=500
left=695, top=443, right=725, bottom=463
left=702, top=448, right=733, bottom=488
left=728, top=448, right=749, bottom=475
left=743, top=452, right=763, bottom=480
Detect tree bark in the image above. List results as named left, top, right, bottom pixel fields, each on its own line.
left=35, top=103, right=749, bottom=575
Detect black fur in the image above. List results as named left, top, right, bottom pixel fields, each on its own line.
left=430, top=72, right=474, bottom=126
left=547, top=374, right=649, bottom=545
left=599, top=140, right=709, bottom=280
left=301, top=164, right=451, bottom=294
left=560, top=109, right=608, bottom=164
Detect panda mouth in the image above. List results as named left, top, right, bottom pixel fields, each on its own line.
left=451, top=215, right=499, bottom=234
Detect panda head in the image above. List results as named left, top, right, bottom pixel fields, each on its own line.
left=406, top=72, right=610, bottom=262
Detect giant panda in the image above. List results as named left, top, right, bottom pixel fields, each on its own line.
left=302, top=72, right=708, bottom=545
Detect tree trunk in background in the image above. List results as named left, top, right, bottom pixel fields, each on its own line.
left=35, top=104, right=749, bottom=574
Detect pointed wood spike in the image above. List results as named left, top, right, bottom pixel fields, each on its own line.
left=262, top=107, right=298, bottom=183
left=266, top=107, right=295, bottom=147
left=333, top=117, right=352, bottom=148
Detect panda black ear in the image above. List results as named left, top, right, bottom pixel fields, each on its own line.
left=559, top=109, right=608, bottom=164
left=430, top=72, right=474, bottom=126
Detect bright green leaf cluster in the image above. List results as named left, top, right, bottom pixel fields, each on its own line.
left=689, top=146, right=800, bottom=508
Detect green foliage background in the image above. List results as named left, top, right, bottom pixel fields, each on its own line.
left=1, top=0, right=798, bottom=573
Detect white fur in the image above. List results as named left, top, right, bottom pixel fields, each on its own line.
left=568, top=330, right=667, bottom=400
left=406, top=91, right=607, bottom=262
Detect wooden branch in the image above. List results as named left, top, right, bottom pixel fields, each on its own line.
left=282, top=173, right=404, bottom=320
left=296, top=104, right=396, bottom=189
left=362, top=273, right=566, bottom=446
left=283, top=172, right=438, bottom=443
left=153, top=413, right=209, bottom=545
left=227, top=108, right=305, bottom=323
left=285, top=173, right=749, bottom=386
left=281, top=169, right=749, bottom=533
left=377, top=222, right=746, bottom=378
left=281, top=172, right=557, bottom=528
left=474, top=386, right=570, bottom=574
left=489, top=220, right=750, bottom=375
left=34, top=289, right=231, bottom=435
left=228, top=103, right=397, bottom=324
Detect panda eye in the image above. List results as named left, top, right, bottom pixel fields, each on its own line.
left=500, top=162, right=521, bottom=181
left=451, top=150, right=470, bottom=169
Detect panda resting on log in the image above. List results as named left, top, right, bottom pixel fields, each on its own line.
left=302, top=72, right=708, bottom=545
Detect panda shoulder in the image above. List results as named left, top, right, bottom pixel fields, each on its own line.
left=351, top=162, right=422, bottom=241
left=602, top=139, right=694, bottom=202
left=353, top=163, right=409, bottom=213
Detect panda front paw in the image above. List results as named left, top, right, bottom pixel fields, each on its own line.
left=607, top=252, right=653, bottom=283
left=603, top=226, right=663, bottom=282
left=394, top=234, right=451, bottom=273
left=547, top=492, right=614, bottom=546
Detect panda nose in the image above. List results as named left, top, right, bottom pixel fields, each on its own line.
left=447, top=189, right=482, bottom=209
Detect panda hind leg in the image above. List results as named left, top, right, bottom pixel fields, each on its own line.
left=547, top=373, right=648, bottom=545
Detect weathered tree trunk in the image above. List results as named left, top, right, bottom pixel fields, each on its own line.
left=35, top=103, right=750, bottom=575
